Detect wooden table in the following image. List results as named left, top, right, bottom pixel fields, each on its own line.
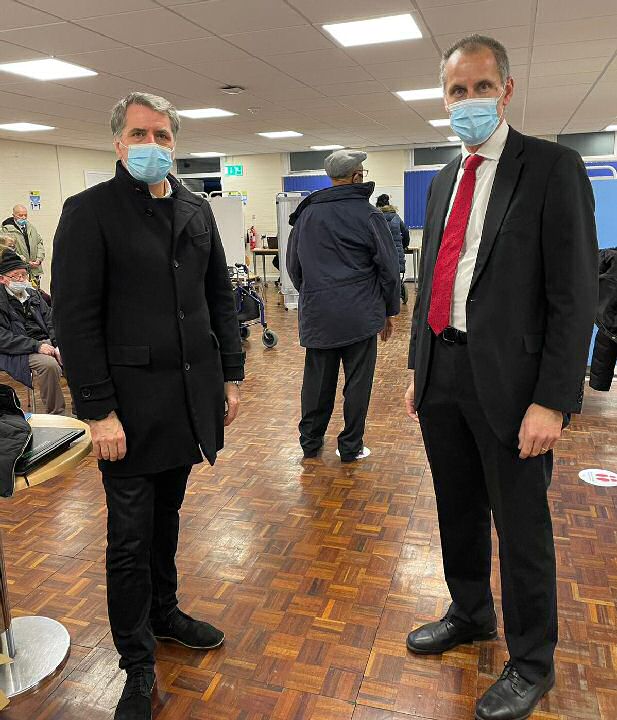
left=405, top=246, right=421, bottom=285
left=252, top=248, right=278, bottom=285
left=15, top=414, right=92, bottom=492
left=0, top=414, right=92, bottom=700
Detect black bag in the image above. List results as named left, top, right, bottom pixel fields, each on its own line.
left=0, top=385, right=32, bottom=498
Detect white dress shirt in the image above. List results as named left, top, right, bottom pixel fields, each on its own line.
left=446, top=120, right=509, bottom=331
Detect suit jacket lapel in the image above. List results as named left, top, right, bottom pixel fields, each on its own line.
left=470, top=128, right=524, bottom=291
left=172, top=185, right=203, bottom=247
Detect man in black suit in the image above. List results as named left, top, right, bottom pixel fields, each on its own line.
left=52, top=92, right=244, bottom=720
left=405, top=35, right=597, bottom=720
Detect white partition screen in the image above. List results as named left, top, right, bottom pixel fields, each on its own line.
left=208, top=193, right=245, bottom=267
left=276, top=192, right=309, bottom=310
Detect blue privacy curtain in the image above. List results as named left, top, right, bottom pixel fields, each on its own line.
left=283, top=175, right=331, bottom=193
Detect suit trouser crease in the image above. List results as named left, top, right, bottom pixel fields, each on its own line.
left=299, top=336, right=377, bottom=458
left=418, top=339, right=557, bottom=683
left=28, top=350, right=66, bottom=415
left=103, top=466, right=190, bottom=671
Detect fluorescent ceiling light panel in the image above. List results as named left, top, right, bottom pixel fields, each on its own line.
left=311, top=145, right=345, bottom=150
left=429, top=118, right=450, bottom=127
left=397, top=87, right=443, bottom=101
left=0, top=122, right=54, bottom=132
left=448, top=136, right=461, bottom=142
left=604, top=124, right=617, bottom=131
left=178, top=108, right=235, bottom=119
left=258, top=131, right=303, bottom=139
left=323, top=14, right=422, bottom=47
left=0, top=58, right=96, bottom=80
left=190, top=152, right=225, bottom=157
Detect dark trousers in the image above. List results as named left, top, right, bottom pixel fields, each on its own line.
left=300, top=335, right=377, bottom=461
left=102, top=465, right=190, bottom=671
left=418, top=338, right=557, bottom=683
left=590, top=328, right=617, bottom=391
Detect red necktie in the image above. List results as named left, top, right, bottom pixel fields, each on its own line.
left=428, top=153, right=485, bottom=335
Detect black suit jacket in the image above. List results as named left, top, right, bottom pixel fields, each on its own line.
left=409, top=127, right=598, bottom=448
left=52, top=162, right=244, bottom=476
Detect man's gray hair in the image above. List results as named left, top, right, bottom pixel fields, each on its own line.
left=110, top=92, right=181, bottom=138
left=440, top=34, right=510, bottom=87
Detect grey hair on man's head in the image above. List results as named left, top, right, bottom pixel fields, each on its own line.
left=440, top=34, right=510, bottom=87
left=110, top=92, right=181, bottom=138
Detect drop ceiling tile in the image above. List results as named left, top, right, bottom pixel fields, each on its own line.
left=0, top=22, right=122, bottom=54
left=267, top=49, right=360, bottom=73
left=423, top=0, right=533, bottom=35
left=317, top=80, right=386, bottom=97
left=337, top=92, right=407, bottom=111
left=531, top=56, right=609, bottom=77
left=117, top=67, right=220, bottom=99
left=0, top=41, right=46, bottom=68
left=139, top=37, right=252, bottom=66
left=437, top=25, right=530, bottom=51
left=288, top=65, right=374, bottom=86
left=222, top=26, right=334, bottom=55
left=18, top=0, right=156, bottom=20
left=531, top=39, right=617, bottom=64
left=57, top=47, right=169, bottom=74
left=364, top=58, right=441, bottom=80
left=286, top=0, right=414, bottom=23
left=174, top=0, right=307, bottom=34
left=0, top=1, right=62, bottom=28
left=534, top=16, right=617, bottom=45
left=537, top=0, right=617, bottom=23
left=76, top=8, right=210, bottom=44
left=528, top=72, right=600, bottom=89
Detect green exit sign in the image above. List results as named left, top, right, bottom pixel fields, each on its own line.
left=225, top=164, right=243, bottom=177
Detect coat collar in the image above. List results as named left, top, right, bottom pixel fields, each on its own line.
left=289, top=181, right=375, bottom=225
left=113, top=160, right=203, bottom=207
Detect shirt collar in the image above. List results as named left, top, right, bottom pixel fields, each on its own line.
left=462, top=120, right=509, bottom=163
left=151, top=178, right=172, bottom=199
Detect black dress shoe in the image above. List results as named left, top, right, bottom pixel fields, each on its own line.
left=475, top=662, right=555, bottom=720
left=152, top=608, right=225, bottom=650
left=302, top=441, right=324, bottom=458
left=406, top=616, right=497, bottom=654
left=114, top=668, right=155, bottom=720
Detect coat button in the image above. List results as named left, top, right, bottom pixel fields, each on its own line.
left=173, top=260, right=179, bottom=269
left=145, top=208, right=154, bottom=216
left=81, top=388, right=91, bottom=399
left=184, top=362, right=191, bottom=371
left=178, top=310, right=185, bottom=320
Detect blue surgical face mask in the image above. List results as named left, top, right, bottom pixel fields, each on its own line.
left=15, top=218, right=27, bottom=227
left=8, top=280, right=29, bottom=294
left=447, top=87, right=505, bottom=146
left=121, top=142, right=174, bottom=185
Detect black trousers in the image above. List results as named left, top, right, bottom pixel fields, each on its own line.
left=300, top=335, right=377, bottom=461
left=590, top=328, right=617, bottom=391
left=102, top=465, right=190, bottom=671
left=418, top=338, right=557, bottom=683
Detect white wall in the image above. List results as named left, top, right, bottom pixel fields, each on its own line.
left=0, top=138, right=116, bottom=290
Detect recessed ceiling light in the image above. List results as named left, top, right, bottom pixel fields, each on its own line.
left=0, top=58, right=96, bottom=81
left=220, top=85, right=245, bottom=95
left=190, top=152, right=226, bottom=157
left=604, top=124, right=617, bottom=131
left=311, top=145, right=345, bottom=150
left=429, top=118, right=450, bottom=127
left=397, top=87, right=443, bottom=101
left=258, top=131, right=303, bottom=139
left=0, top=122, right=55, bottom=132
left=323, top=14, right=422, bottom=48
left=448, top=136, right=461, bottom=142
left=178, top=108, right=236, bottom=119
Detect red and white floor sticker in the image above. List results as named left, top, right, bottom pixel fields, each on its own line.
left=579, top=468, right=617, bottom=487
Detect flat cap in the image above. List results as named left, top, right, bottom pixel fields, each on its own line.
left=324, top=149, right=367, bottom=179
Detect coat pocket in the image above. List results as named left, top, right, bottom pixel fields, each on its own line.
left=107, top=345, right=151, bottom=366
left=190, top=229, right=210, bottom=246
left=523, top=334, right=543, bottom=354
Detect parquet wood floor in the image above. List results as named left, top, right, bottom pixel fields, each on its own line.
left=1, top=285, right=615, bottom=719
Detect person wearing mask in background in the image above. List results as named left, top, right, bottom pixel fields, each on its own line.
left=2, top=205, right=45, bottom=287
left=376, top=193, right=409, bottom=302
left=287, top=150, right=400, bottom=463
left=405, top=35, right=597, bottom=720
left=52, top=92, right=244, bottom=720
left=590, top=247, right=617, bottom=391
left=0, top=248, right=65, bottom=415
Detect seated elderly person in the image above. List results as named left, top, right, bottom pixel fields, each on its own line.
left=0, top=248, right=65, bottom=414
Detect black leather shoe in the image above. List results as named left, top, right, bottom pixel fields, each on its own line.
left=114, top=668, right=155, bottom=720
left=475, top=662, right=555, bottom=720
left=406, top=616, right=497, bottom=654
left=152, top=608, right=225, bottom=650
